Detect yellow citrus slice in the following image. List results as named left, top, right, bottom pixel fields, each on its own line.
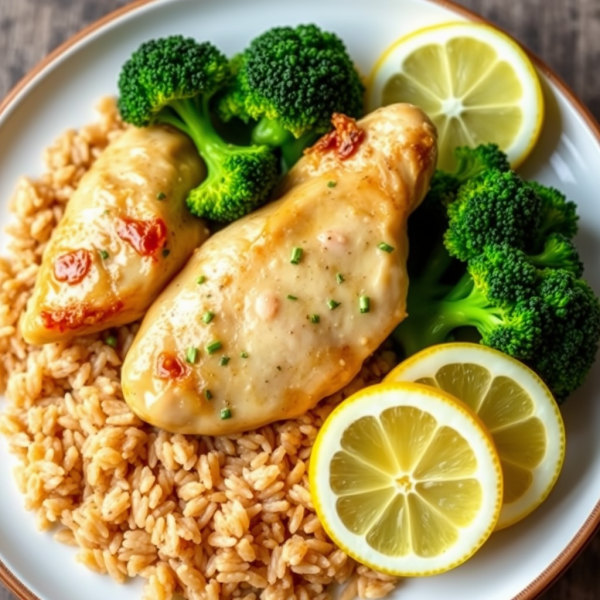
left=367, top=22, right=544, bottom=171
left=385, top=343, right=565, bottom=530
left=309, top=382, right=502, bottom=576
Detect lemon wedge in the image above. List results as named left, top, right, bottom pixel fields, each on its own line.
left=385, top=343, right=565, bottom=530
left=309, top=382, right=502, bottom=576
left=367, top=22, right=544, bottom=170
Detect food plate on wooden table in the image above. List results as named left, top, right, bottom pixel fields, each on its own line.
left=0, top=0, right=599, bottom=599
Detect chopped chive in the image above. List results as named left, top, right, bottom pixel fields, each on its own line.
left=310, top=314, right=320, bottom=324
left=240, top=351, right=248, bottom=358
left=202, top=311, right=215, bottom=324
left=206, top=340, right=222, bottom=354
left=336, top=273, right=345, bottom=284
left=290, top=247, right=303, bottom=264
left=205, top=389, right=213, bottom=400
left=196, top=275, right=206, bottom=285
left=156, top=192, right=166, bottom=200
left=99, top=249, right=109, bottom=260
left=327, top=181, right=337, bottom=188
left=104, top=335, right=117, bottom=348
left=287, top=294, right=298, bottom=301
left=185, top=347, right=198, bottom=364
left=378, top=242, right=395, bottom=253
left=162, top=248, right=171, bottom=258
left=359, top=295, right=371, bottom=313
left=220, top=408, right=232, bottom=420
left=219, top=356, right=230, bottom=366
left=327, top=299, right=341, bottom=310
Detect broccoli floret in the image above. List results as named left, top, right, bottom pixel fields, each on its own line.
left=407, top=145, right=512, bottom=280
left=395, top=245, right=542, bottom=358
left=453, top=144, right=511, bottom=182
left=217, top=24, right=365, bottom=167
left=528, top=181, right=579, bottom=243
left=397, top=141, right=599, bottom=401
left=117, top=35, right=280, bottom=223
left=444, top=170, right=542, bottom=261
left=526, top=232, right=583, bottom=276
left=533, top=269, right=600, bottom=401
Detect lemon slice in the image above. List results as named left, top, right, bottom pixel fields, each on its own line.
left=309, top=382, right=502, bottom=576
left=385, top=343, right=565, bottom=530
left=367, top=22, right=544, bottom=170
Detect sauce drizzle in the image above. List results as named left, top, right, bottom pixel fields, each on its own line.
left=116, top=216, right=167, bottom=258
left=156, top=352, right=189, bottom=380
left=53, top=249, right=93, bottom=284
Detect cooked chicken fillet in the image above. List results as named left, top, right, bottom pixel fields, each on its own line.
left=121, top=104, right=437, bottom=435
left=22, top=126, right=209, bottom=345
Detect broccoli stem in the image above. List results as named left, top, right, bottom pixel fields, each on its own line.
left=395, top=272, right=500, bottom=355
left=252, top=117, right=317, bottom=168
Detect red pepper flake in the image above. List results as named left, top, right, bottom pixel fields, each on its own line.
left=40, top=300, right=123, bottom=332
left=53, top=249, right=93, bottom=285
left=116, top=216, right=167, bottom=258
left=307, top=113, right=365, bottom=160
left=156, top=352, right=189, bottom=380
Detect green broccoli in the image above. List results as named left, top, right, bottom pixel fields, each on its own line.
left=397, top=143, right=600, bottom=401
left=407, top=145, right=512, bottom=279
left=444, top=170, right=542, bottom=261
left=534, top=269, right=600, bottom=400
left=117, top=35, right=280, bottom=223
left=216, top=24, right=365, bottom=168
left=396, top=245, right=543, bottom=359
left=527, top=232, right=583, bottom=276
left=527, top=181, right=579, bottom=245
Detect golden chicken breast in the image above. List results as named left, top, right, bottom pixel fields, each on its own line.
left=21, top=126, right=209, bottom=345
left=121, top=103, right=437, bottom=435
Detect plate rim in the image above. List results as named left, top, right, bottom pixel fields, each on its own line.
left=0, top=0, right=599, bottom=599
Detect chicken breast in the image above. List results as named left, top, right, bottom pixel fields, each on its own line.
left=121, top=104, right=437, bottom=435
left=22, top=126, right=209, bottom=345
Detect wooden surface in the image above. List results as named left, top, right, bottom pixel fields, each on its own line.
left=0, top=0, right=599, bottom=599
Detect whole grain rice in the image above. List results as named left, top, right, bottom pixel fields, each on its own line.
left=0, top=98, right=401, bottom=600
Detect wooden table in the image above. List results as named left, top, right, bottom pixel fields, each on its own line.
left=0, top=0, right=599, bottom=598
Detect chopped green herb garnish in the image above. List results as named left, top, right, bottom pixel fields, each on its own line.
left=310, top=314, right=320, bottom=324
left=327, top=299, right=341, bottom=310
left=202, top=311, right=215, bottom=324
left=290, top=247, right=303, bottom=264
left=162, top=248, right=170, bottom=258
left=185, top=347, right=198, bottom=364
left=220, top=408, right=232, bottom=420
left=336, top=273, right=345, bottom=284
left=206, top=340, right=222, bottom=354
left=219, top=356, right=230, bottom=366
left=240, top=351, right=248, bottom=358
left=105, top=335, right=117, bottom=348
left=99, top=250, right=109, bottom=260
left=156, top=192, right=166, bottom=200
left=287, top=294, right=298, bottom=301
left=327, top=181, right=337, bottom=188
left=196, top=275, right=206, bottom=285
left=359, top=295, right=371, bottom=313
left=378, top=242, right=395, bottom=253
left=205, top=389, right=213, bottom=400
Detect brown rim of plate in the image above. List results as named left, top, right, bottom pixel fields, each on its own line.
left=0, top=0, right=599, bottom=599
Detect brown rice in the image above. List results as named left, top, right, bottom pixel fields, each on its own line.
left=0, top=98, right=400, bottom=600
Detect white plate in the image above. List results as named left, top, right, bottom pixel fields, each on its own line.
left=1, top=1, right=599, bottom=599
